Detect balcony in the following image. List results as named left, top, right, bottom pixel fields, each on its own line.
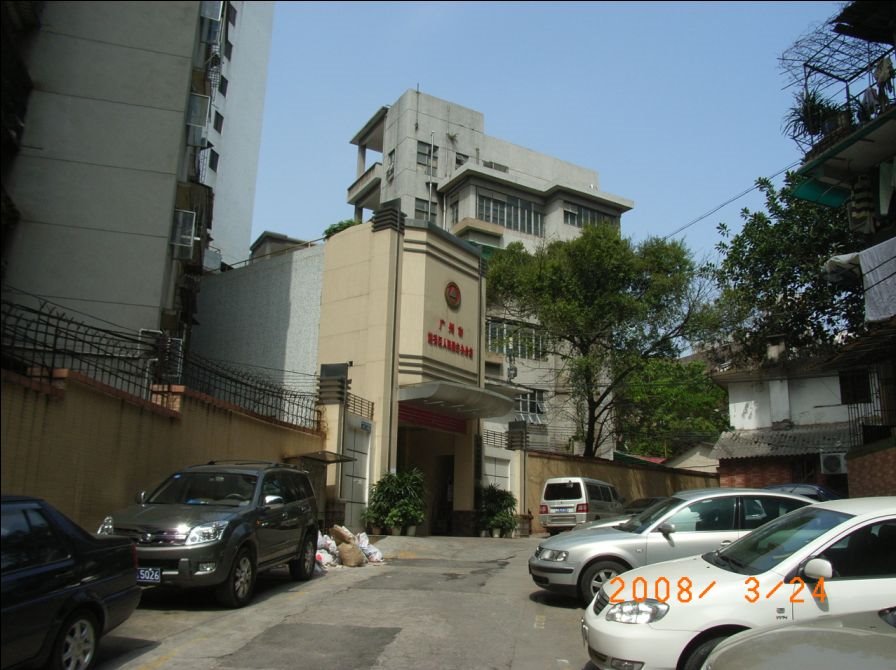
left=780, top=3, right=895, bottom=226
left=347, top=162, right=382, bottom=212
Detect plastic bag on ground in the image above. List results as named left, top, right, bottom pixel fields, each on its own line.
left=361, top=543, right=383, bottom=563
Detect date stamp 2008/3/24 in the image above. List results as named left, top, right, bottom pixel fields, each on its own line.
left=605, top=575, right=828, bottom=604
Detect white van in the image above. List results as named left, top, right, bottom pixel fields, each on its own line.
left=538, top=477, right=624, bottom=534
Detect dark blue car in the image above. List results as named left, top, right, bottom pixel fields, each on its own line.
left=1, top=495, right=141, bottom=670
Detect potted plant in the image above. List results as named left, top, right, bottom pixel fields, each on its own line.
left=783, top=88, right=838, bottom=140
left=360, top=507, right=383, bottom=536
left=478, top=483, right=518, bottom=537
left=368, top=468, right=426, bottom=536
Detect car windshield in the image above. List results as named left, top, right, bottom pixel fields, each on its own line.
left=706, top=506, right=852, bottom=575
left=617, top=496, right=684, bottom=533
left=148, top=472, right=258, bottom=506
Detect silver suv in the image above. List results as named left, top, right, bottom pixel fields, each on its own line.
left=98, top=461, right=318, bottom=608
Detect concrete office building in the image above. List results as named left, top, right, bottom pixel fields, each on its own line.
left=348, top=90, right=633, bottom=485
left=192, top=90, right=633, bottom=533
left=1, top=1, right=272, bottom=336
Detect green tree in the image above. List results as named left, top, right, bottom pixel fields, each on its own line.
left=615, top=358, right=729, bottom=458
left=324, top=218, right=361, bottom=239
left=487, top=224, right=711, bottom=459
left=709, top=175, right=866, bottom=365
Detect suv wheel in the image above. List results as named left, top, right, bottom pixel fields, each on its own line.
left=216, top=547, right=255, bottom=608
left=289, top=530, right=316, bottom=581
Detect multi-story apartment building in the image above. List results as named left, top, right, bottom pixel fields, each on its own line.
left=348, top=89, right=634, bottom=479
left=1, top=1, right=271, bottom=338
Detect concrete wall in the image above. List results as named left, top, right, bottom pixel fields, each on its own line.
left=191, top=243, right=324, bottom=382
left=523, top=452, right=718, bottom=534
left=1, top=369, right=324, bottom=532
left=727, top=375, right=848, bottom=430
left=4, top=1, right=199, bottom=331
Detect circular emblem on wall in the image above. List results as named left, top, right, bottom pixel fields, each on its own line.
left=444, top=282, right=461, bottom=309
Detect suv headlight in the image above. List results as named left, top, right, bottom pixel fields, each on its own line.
left=605, top=599, right=669, bottom=624
left=186, top=521, right=229, bottom=545
left=539, top=549, right=568, bottom=562
left=97, top=516, right=114, bottom=535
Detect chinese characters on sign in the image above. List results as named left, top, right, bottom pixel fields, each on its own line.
left=428, top=318, right=474, bottom=359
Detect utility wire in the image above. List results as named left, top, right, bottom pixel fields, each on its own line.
left=661, top=160, right=801, bottom=241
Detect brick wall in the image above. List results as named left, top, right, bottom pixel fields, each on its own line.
left=848, top=444, right=896, bottom=496
left=718, top=458, right=792, bottom=488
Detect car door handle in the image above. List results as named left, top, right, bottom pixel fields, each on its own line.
left=720, top=540, right=732, bottom=545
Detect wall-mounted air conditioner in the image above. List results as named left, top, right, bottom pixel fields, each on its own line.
left=820, top=452, right=848, bottom=475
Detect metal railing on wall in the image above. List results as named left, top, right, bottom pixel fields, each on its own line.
left=1, top=298, right=321, bottom=431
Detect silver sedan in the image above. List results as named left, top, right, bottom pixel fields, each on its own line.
left=527, top=487, right=812, bottom=603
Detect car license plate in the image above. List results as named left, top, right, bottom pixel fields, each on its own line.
left=137, top=567, right=161, bottom=584
left=554, top=507, right=571, bottom=513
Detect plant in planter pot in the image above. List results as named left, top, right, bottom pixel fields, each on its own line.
left=360, top=507, right=384, bottom=535
left=783, top=88, right=838, bottom=140
left=478, top=483, right=518, bottom=537
left=368, top=468, right=426, bottom=535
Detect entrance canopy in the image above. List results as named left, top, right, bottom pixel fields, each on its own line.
left=399, top=381, right=514, bottom=419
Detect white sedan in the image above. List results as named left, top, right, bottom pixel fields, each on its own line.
left=580, top=497, right=896, bottom=670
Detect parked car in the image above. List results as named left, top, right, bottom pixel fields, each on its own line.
left=1, top=494, right=141, bottom=670
left=764, top=482, right=843, bottom=501
left=539, top=477, right=625, bottom=534
left=572, top=496, right=670, bottom=532
left=580, top=497, right=896, bottom=670
left=97, top=460, right=318, bottom=608
left=529, top=487, right=813, bottom=603
left=702, top=606, right=896, bottom=670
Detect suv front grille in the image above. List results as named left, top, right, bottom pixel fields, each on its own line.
left=116, top=527, right=188, bottom=545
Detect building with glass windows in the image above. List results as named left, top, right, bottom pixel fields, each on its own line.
left=193, top=90, right=634, bottom=533
left=348, top=90, right=633, bottom=490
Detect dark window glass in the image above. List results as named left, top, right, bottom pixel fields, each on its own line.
left=224, top=40, right=233, bottom=60
left=213, top=111, right=224, bottom=133
left=839, top=370, right=871, bottom=404
left=218, top=76, right=228, bottom=97
left=226, top=3, right=237, bottom=25
left=209, top=149, right=219, bottom=172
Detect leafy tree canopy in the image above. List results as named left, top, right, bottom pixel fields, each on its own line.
left=615, top=358, right=730, bottom=459
left=487, top=224, right=712, bottom=458
left=709, top=175, right=866, bottom=365
left=324, top=218, right=361, bottom=239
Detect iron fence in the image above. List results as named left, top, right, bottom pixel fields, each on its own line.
left=1, top=298, right=321, bottom=431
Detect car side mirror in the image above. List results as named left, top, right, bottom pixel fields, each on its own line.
left=264, top=495, right=285, bottom=506
left=802, top=557, right=833, bottom=581
left=657, top=522, right=675, bottom=536
left=135, top=491, right=147, bottom=504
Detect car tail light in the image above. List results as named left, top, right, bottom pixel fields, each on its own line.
left=539, top=504, right=548, bottom=514
left=576, top=503, right=589, bottom=513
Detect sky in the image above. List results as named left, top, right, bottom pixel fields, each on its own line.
left=250, top=1, right=846, bottom=265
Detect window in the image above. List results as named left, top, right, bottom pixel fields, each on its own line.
left=218, top=75, right=228, bottom=97
left=416, top=141, right=438, bottom=175
left=487, top=319, right=548, bottom=360
left=208, top=149, right=219, bottom=172
left=483, top=456, right=510, bottom=490
left=516, top=390, right=546, bottom=424
left=186, top=93, right=210, bottom=127
left=414, top=198, right=437, bottom=223
left=213, top=111, right=224, bottom=133
left=226, top=2, right=237, bottom=25
left=477, top=189, right=544, bottom=237
left=224, top=40, right=233, bottom=60
left=667, top=497, right=737, bottom=532
left=1, top=508, right=69, bottom=572
left=449, top=201, right=459, bottom=225
left=820, top=521, right=896, bottom=578
left=839, top=370, right=871, bottom=404
left=740, top=495, right=808, bottom=530
left=562, top=201, right=618, bottom=229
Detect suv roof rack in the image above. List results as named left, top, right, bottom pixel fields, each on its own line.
left=195, top=460, right=298, bottom=469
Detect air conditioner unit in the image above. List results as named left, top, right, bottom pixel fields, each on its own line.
left=820, top=452, right=848, bottom=475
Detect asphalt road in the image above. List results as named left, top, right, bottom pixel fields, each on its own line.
left=95, top=534, right=591, bottom=670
